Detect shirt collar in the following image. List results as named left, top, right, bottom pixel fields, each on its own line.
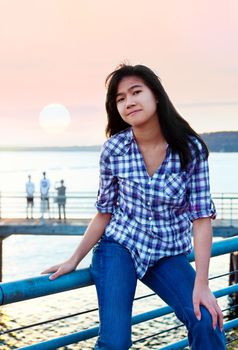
left=124, top=127, right=134, bottom=146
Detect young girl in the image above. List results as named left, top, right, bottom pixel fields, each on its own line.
left=42, top=64, right=226, bottom=349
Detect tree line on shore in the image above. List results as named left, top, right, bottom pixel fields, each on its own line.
left=201, top=131, right=238, bottom=152
left=0, top=131, right=238, bottom=152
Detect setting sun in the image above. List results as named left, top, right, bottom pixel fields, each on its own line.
left=39, top=103, right=71, bottom=135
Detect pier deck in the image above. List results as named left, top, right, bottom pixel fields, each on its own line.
left=0, top=218, right=237, bottom=237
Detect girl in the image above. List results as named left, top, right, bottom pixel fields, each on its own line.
left=42, top=64, right=226, bottom=349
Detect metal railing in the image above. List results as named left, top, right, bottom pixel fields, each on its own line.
left=0, top=237, right=238, bottom=349
left=0, top=192, right=238, bottom=224
left=213, top=193, right=238, bottom=226
left=0, top=191, right=97, bottom=219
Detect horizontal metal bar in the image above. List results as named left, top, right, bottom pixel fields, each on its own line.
left=159, top=318, right=238, bottom=350
left=0, top=306, right=99, bottom=335
left=1, top=193, right=238, bottom=221
left=17, top=288, right=238, bottom=350
left=3, top=283, right=238, bottom=338
left=1, top=237, right=238, bottom=305
left=187, top=236, right=238, bottom=262
left=134, top=302, right=238, bottom=344
left=0, top=268, right=93, bottom=305
left=132, top=284, right=238, bottom=326
left=18, top=326, right=99, bottom=350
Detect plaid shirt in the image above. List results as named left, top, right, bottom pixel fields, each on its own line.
left=96, top=128, right=216, bottom=279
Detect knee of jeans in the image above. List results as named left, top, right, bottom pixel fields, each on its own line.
left=184, top=306, right=213, bottom=331
left=97, top=336, right=131, bottom=350
left=197, top=308, right=214, bottom=331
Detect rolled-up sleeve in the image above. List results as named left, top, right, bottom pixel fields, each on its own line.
left=187, top=155, right=216, bottom=222
left=95, top=146, right=118, bottom=213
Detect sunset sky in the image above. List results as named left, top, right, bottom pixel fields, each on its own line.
left=0, top=0, right=237, bottom=146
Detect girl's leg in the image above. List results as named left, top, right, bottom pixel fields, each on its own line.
left=141, top=255, right=226, bottom=349
left=90, top=237, right=137, bottom=350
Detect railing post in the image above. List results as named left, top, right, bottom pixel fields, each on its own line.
left=221, top=192, right=224, bottom=220
left=0, top=237, right=3, bottom=282
left=0, top=191, right=2, bottom=219
left=228, top=251, right=238, bottom=317
left=230, top=197, right=233, bottom=226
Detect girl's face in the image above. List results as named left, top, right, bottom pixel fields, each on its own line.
left=115, top=75, right=158, bottom=128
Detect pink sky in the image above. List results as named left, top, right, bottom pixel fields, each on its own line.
left=0, top=0, right=237, bottom=146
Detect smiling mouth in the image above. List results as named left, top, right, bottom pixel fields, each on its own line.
left=127, top=109, right=142, bottom=116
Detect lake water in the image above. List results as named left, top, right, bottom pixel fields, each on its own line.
left=0, top=151, right=238, bottom=194
left=0, top=151, right=238, bottom=349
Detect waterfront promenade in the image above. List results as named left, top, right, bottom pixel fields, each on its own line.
left=0, top=217, right=237, bottom=237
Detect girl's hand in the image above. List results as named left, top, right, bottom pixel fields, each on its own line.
left=193, top=280, right=223, bottom=331
left=41, top=259, right=77, bottom=280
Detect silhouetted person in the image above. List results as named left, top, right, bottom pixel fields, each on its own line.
left=26, top=175, right=35, bottom=219
left=40, top=171, right=50, bottom=220
left=55, top=180, right=66, bottom=222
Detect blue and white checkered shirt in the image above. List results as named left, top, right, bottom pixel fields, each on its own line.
left=95, top=127, right=216, bottom=279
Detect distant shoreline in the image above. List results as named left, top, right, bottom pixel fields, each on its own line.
left=0, top=131, right=238, bottom=152
left=0, top=145, right=102, bottom=152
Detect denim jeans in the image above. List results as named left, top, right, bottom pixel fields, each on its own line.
left=90, top=236, right=226, bottom=350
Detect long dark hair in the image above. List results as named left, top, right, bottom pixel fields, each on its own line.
left=105, top=64, right=208, bottom=169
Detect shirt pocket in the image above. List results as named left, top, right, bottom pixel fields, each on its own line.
left=162, top=172, right=187, bottom=205
left=118, top=177, right=143, bottom=216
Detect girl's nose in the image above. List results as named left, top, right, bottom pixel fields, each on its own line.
left=126, top=96, right=136, bottom=109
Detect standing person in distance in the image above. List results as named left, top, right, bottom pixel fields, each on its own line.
left=26, top=175, right=35, bottom=219
left=55, top=179, right=66, bottom=222
left=40, top=171, right=51, bottom=220
left=42, top=64, right=226, bottom=349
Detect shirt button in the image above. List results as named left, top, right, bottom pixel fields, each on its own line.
left=147, top=201, right=150, bottom=206
left=148, top=216, right=152, bottom=220
left=148, top=248, right=151, bottom=253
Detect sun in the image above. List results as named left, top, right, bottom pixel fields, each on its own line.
left=39, top=103, right=71, bottom=134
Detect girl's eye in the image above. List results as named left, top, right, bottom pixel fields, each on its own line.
left=116, top=97, right=124, bottom=103
left=133, top=90, right=141, bottom=95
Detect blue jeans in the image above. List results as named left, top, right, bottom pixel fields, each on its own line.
left=90, top=236, right=226, bottom=350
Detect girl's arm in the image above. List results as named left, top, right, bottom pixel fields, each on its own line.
left=193, top=217, right=223, bottom=331
left=42, top=212, right=111, bottom=280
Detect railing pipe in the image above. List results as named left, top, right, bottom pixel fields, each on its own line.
left=188, top=236, right=238, bottom=262
left=132, top=284, right=238, bottom=324
left=0, top=268, right=92, bottom=305
left=0, top=237, right=237, bottom=349
left=18, top=327, right=98, bottom=350
left=1, top=237, right=238, bottom=306
left=1, top=192, right=238, bottom=220
left=230, top=197, right=233, bottom=226
left=159, top=318, right=238, bottom=350
left=17, top=284, right=238, bottom=350
left=0, top=191, right=2, bottom=219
